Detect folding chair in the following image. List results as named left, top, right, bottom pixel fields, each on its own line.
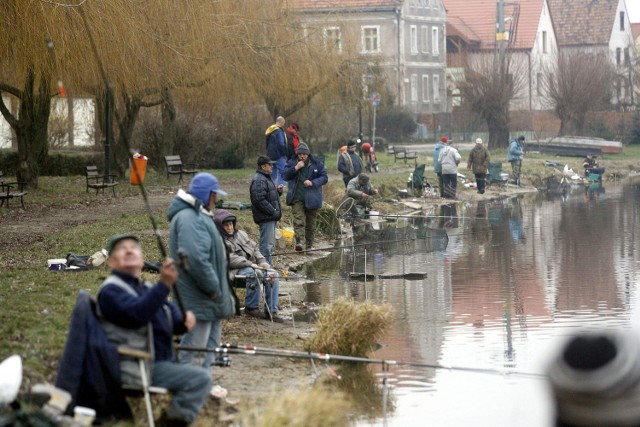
left=408, top=164, right=431, bottom=196
left=487, top=162, right=509, bottom=190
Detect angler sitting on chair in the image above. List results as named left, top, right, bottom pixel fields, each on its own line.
left=583, top=153, right=605, bottom=178
left=213, top=209, right=282, bottom=323
left=345, top=174, right=378, bottom=218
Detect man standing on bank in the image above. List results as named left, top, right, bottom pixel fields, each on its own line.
left=508, top=135, right=525, bottom=186
left=283, top=142, right=328, bottom=252
left=338, top=139, right=364, bottom=188
left=438, top=138, right=462, bottom=199
left=250, top=156, right=283, bottom=265
left=467, top=138, right=491, bottom=194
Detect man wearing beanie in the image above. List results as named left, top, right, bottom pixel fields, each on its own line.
left=467, top=138, right=491, bottom=194
left=250, top=156, right=283, bottom=264
left=338, top=139, right=364, bottom=187
left=282, top=142, right=328, bottom=251
left=433, top=137, right=447, bottom=197
left=166, top=173, right=237, bottom=400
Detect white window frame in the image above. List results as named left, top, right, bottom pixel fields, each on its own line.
left=421, top=26, right=429, bottom=53
left=410, top=74, right=418, bottom=102
left=422, top=75, right=430, bottom=102
left=361, top=26, right=381, bottom=53
left=324, top=27, right=342, bottom=53
left=432, top=27, right=439, bottom=55
left=410, top=25, right=418, bottom=54
left=433, top=74, right=440, bottom=102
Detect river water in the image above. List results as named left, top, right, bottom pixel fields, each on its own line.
left=302, top=179, right=640, bottom=426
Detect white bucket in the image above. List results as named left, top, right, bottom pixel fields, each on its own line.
left=74, top=406, right=96, bottom=426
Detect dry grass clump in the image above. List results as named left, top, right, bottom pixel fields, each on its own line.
left=315, top=204, right=341, bottom=238
left=306, top=298, right=394, bottom=357
left=237, top=385, right=352, bottom=427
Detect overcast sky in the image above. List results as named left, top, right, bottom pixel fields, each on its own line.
left=629, top=0, right=640, bottom=23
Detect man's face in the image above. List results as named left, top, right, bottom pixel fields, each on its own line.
left=261, top=163, right=273, bottom=173
left=207, top=191, right=217, bottom=211
left=348, top=145, right=356, bottom=152
left=297, top=153, right=308, bottom=162
left=107, top=238, right=144, bottom=274
left=222, top=221, right=234, bottom=236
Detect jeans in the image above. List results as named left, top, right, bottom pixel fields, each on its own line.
left=152, top=361, right=211, bottom=423
left=271, top=157, right=286, bottom=186
left=442, top=173, right=458, bottom=199
left=258, top=221, right=276, bottom=265
left=474, top=173, right=486, bottom=193
left=178, top=319, right=221, bottom=375
left=291, top=200, right=318, bottom=248
left=239, top=266, right=280, bottom=313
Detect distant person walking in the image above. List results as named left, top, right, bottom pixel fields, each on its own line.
left=438, top=139, right=461, bottom=199
left=250, top=156, right=283, bottom=265
left=467, top=138, right=491, bottom=194
left=265, top=116, right=288, bottom=185
left=433, top=136, right=447, bottom=197
left=508, top=135, right=525, bottom=185
left=282, top=142, right=328, bottom=251
left=337, top=139, right=364, bottom=187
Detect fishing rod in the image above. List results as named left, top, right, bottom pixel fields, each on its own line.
left=78, top=8, right=187, bottom=319
left=177, top=343, right=545, bottom=379
left=273, top=233, right=447, bottom=257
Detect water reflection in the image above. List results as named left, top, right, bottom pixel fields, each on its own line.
left=304, top=179, right=640, bottom=426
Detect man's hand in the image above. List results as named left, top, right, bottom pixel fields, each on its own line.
left=259, top=262, right=271, bottom=269
left=251, top=263, right=262, bottom=270
left=184, top=311, right=196, bottom=331
left=160, top=258, right=178, bottom=289
left=295, top=161, right=305, bottom=170
left=277, top=184, right=284, bottom=194
left=362, top=193, right=369, bottom=199
left=373, top=189, right=379, bottom=195
left=304, top=179, right=312, bottom=187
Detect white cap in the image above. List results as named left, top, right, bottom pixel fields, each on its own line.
left=475, top=138, right=483, bottom=144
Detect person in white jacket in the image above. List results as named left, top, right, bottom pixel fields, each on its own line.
left=438, top=140, right=461, bottom=199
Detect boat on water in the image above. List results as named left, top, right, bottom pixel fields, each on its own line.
left=526, top=136, right=623, bottom=157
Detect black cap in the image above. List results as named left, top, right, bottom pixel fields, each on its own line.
left=518, top=135, right=525, bottom=141
left=107, top=233, right=140, bottom=256
left=347, top=140, right=357, bottom=147
left=257, top=155, right=276, bottom=166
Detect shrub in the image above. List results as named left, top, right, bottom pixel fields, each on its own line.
left=628, top=113, right=640, bottom=145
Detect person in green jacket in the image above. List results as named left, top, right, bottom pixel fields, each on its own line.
left=467, top=138, right=491, bottom=194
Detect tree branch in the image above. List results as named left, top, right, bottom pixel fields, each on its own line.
left=0, top=83, right=23, bottom=99
left=0, top=92, right=19, bottom=129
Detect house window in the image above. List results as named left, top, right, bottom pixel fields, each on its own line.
left=362, top=26, right=380, bottom=53
left=536, top=73, right=543, bottom=96
left=324, top=27, right=342, bottom=53
left=411, top=74, right=418, bottom=102
left=410, top=25, right=418, bottom=54
left=421, top=26, right=429, bottom=53
left=624, top=48, right=630, bottom=66
left=542, top=31, right=548, bottom=53
left=432, top=27, right=439, bottom=55
left=433, top=75, right=440, bottom=102
left=422, top=75, right=430, bottom=102
left=620, top=11, right=625, bottom=31
left=617, top=47, right=621, bottom=65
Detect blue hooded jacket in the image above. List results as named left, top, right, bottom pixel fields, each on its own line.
left=282, top=154, right=328, bottom=209
left=433, top=141, right=446, bottom=173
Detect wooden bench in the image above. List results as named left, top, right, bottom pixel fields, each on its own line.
left=392, top=146, right=418, bottom=164
left=0, top=171, right=27, bottom=209
left=164, top=155, right=198, bottom=184
left=85, top=165, right=118, bottom=196
left=385, top=145, right=395, bottom=155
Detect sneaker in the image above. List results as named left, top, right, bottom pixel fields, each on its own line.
left=245, top=308, right=265, bottom=319
left=295, top=243, right=304, bottom=252
left=210, top=385, right=228, bottom=400
left=265, top=312, right=284, bottom=323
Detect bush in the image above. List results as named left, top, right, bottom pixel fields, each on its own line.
left=0, top=150, right=101, bottom=176
left=628, top=113, right=640, bottom=145
left=585, top=117, right=615, bottom=140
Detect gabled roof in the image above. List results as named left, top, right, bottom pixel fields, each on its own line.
left=443, top=0, right=546, bottom=50
left=547, top=0, right=618, bottom=46
left=632, top=23, right=640, bottom=41
left=447, top=16, right=481, bottom=45
left=288, top=0, right=403, bottom=11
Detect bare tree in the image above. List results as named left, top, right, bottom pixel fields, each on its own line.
left=543, top=51, right=613, bottom=136
left=456, top=52, right=525, bottom=148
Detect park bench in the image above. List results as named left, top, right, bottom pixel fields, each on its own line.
left=85, top=165, right=118, bottom=196
left=392, top=146, right=418, bottom=164
left=164, top=155, right=198, bottom=184
left=385, top=145, right=395, bottom=155
left=0, top=170, right=27, bottom=209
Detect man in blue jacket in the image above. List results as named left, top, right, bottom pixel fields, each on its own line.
left=433, top=136, right=447, bottom=197
left=265, top=116, right=288, bottom=186
left=250, top=156, right=283, bottom=265
left=282, top=142, right=328, bottom=252
left=167, top=173, right=237, bottom=400
left=508, top=135, right=525, bottom=185
left=97, top=234, right=210, bottom=426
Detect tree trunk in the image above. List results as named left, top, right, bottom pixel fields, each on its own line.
left=161, top=86, right=176, bottom=156
left=113, top=95, right=142, bottom=175
left=486, top=107, right=510, bottom=149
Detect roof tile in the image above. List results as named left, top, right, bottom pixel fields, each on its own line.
left=547, top=0, right=618, bottom=46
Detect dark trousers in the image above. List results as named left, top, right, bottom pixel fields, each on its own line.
left=342, top=176, right=353, bottom=188
left=474, top=173, right=486, bottom=193
left=436, top=172, right=444, bottom=197
left=442, top=174, right=457, bottom=199
left=291, top=200, right=318, bottom=249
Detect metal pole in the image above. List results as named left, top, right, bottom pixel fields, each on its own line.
left=104, top=91, right=111, bottom=180
left=372, top=105, right=377, bottom=148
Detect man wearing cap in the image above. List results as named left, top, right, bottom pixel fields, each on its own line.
left=433, top=137, right=447, bottom=197
left=250, top=156, right=283, bottom=264
left=338, top=140, right=364, bottom=188
left=97, top=234, right=211, bottom=426
left=346, top=174, right=378, bottom=217
left=265, top=116, right=288, bottom=186
left=438, top=138, right=462, bottom=199
left=508, top=135, right=525, bottom=186
left=166, top=173, right=236, bottom=399
left=467, top=138, right=491, bottom=194
left=283, top=142, right=328, bottom=251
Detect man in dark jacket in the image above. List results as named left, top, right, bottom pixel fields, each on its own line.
left=338, top=139, right=364, bottom=187
left=250, top=156, right=283, bottom=264
left=97, top=234, right=210, bottom=426
left=264, top=116, right=288, bottom=185
left=282, top=142, right=328, bottom=251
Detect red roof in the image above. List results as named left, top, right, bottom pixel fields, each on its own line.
left=443, top=0, right=546, bottom=50
left=288, top=0, right=403, bottom=10
left=632, top=23, right=640, bottom=41
left=548, top=0, right=617, bottom=46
